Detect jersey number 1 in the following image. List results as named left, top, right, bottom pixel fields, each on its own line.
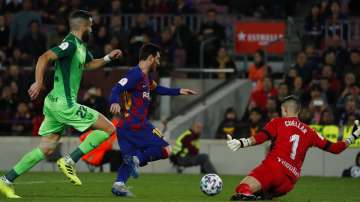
left=290, top=134, right=299, bottom=160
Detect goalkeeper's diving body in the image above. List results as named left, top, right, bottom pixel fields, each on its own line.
left=0, top=10, right=122, bottom=198
left=108, top=43, right=196, bottom=197
left=226, top=95, right=360, bottom=201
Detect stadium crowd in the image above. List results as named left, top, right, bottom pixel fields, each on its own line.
left=0, top=0, right=359, bottom=139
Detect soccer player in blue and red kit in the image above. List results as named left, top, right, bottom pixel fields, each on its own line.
left=108, top=43, right=196, bottom=197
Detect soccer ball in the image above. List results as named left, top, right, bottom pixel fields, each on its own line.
left=200, top=174, right=223, bottom=196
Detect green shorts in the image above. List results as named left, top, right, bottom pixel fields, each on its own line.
left=39, top=96, right=99, bottom=136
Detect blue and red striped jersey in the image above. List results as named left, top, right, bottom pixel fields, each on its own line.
left=109, top=65, right=180, bottom=130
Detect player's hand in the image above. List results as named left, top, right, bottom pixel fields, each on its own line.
left=28, top=82, right=42, bottom=100
left=180, top=88, right=197, bottom=95
left=109, top=49, right=122, bottom=60
left=351, top=120, right=360, bottom=139
left=226, top=135, right=241, bottom=151
left=110, top=103, right=121, bottom=115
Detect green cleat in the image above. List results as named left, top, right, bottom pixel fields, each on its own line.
left=56, top=156, right=82, bottom=186
left=0, top=176, right=21, bottom=198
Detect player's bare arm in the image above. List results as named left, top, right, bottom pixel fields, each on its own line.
left=28, top=50, right=59, bottom=100
left=85, top=49, right=122, bottom=69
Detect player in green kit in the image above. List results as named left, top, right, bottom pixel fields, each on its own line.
left=0, top=10, right=122, bottom=198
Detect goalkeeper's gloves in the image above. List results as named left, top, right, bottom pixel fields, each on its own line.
left=346, top=120, right=360, bottom=145
left=226, top=135, right=251, bottom=151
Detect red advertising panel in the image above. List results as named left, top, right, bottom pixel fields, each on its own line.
left=235, top=21, right=286, bottom=55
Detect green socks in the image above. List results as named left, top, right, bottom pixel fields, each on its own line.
left=5, top=148, right=45, bottom=182
left=70, top=130, right=110, bottom=162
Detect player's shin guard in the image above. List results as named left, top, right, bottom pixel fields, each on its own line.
left=235, top=183, right=253, bottom=195
left=5, top=148, right=45, bottom=182
left=70, top=130, right=110, bottom=162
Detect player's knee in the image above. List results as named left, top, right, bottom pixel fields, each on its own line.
left=162, top=146, right=171, bottom=159
left=39, top=135, right=59, bottom=156
left=104, top=124, right=115, bottom=135
left=236, top=183, right=253, bottom=195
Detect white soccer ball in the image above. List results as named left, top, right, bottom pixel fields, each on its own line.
left=200, top=174, right=223, bottom=196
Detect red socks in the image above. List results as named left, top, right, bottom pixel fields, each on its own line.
left=235, top=183, right=253, bottom=195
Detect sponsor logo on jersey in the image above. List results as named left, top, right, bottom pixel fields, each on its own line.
left=59, top=42, right=69, bottom=50
left=277, top=157, right=300, bottom=177
left=143, top=92, right=150, bottom=100
left=118, top=78, right=128, bottom=86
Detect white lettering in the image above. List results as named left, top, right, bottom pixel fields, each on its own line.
left=285, top=120, right=307, bottom=134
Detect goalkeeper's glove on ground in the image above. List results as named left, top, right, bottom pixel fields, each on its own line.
left=226, top=135, right=251, bottom=151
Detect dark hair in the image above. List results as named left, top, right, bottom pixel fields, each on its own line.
left=139, top=43, right=160, bottom=60
left=69, top=10, right=92, bottom=21
left=255, top=49, right=265, bottom=58
left=280, top=95, right=300, bottom=106
left=350, top=48, right=360, bottom=54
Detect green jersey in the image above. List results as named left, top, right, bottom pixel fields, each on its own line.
left=48, top=33, right=93, bottom=108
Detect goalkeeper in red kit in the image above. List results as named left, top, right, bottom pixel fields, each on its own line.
left=226, top=95, right=360, bottom=201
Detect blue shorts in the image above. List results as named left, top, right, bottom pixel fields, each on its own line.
left=116, top=126, right=169, bottom=156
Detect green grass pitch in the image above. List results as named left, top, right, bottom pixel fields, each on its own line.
left=0, top=172, right=359, bottom=202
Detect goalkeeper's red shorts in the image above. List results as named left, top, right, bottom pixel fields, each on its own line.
left=249, top=160, right=295, bottom=197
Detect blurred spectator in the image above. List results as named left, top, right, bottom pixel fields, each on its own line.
left=342, top=152, right=360, bottom=178
left=4, top=64, right=29, bottom=101
left=299, top=107, right=312, bottom=124
left=211, top=47, right=235, bottom=79
left=325, top=35, right=349, bottom=72
left=277, top=82, right=289, bottom=101
left=128, top=14, right=154, bottom=65
left=337, top=72, right=360, bottom=109
left=320, top=64, right=341, bottom=94
left=249, top=77, right=278, bottom=111
left=109, top=15, right=129, bottom=50
left=147, top=0, right=170, bottom=14
left=10, top=47, right=28, bottom=66
left=284, top=67, right=298, bottom=91
left=0, top=86, right=16, bottom=132
left=319, top=77, right=337, bottom=105
left=171, top=15, right=194, bottom=66
left=338, top=98, right=360, bottom=125
left=109, top=0, right=123, bottom=15
left=20, top=20, right=47, bottom=61
left=293, top=77, right=305, bottom=101
left=215, top=107, right=240, bottom=139
left=171, top=0, right=194, bottom=14
left=5, top=0, right=22, bottom=13
left=248, top=49, right=271, bottom=89
left=265, top=96, right=279, bottom=121
left=158, top=28, right=175, bottom=77
left=38, top=0, right=57, bottom=24
left=304, top=4, right=324, bottom=47
left=199, top=9, right=225, bottom=66
left=239, top=108, right=264, bottom=138
left=293, top=51, right=312, bottom=85
left=308, top=85, right=328, bottom=124
left=319, top=108, right=336, bottom=125
left=304, top=43, right=322, bottom=74
left=48, top=20, right=68, bottom=47
left=11, top=102, right=32, bottom=135
left=345, top=49, right=360, bottom=85
left=81, top=87, right=108, bottom=117
left=9, top=0, right=41, bottom=46
left=324, top=0, right=348, bottom=42
left=94, top=25, right=109, bottom=50
left=0, top=15, right=9, bottom=49
left=171, top=122, right=217, bottom=174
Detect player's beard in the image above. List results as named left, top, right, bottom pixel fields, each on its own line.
left=82, top=31, right=91, bottom=43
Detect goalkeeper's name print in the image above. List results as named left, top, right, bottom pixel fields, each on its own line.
left=285, top=120, right=307, bottom=134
